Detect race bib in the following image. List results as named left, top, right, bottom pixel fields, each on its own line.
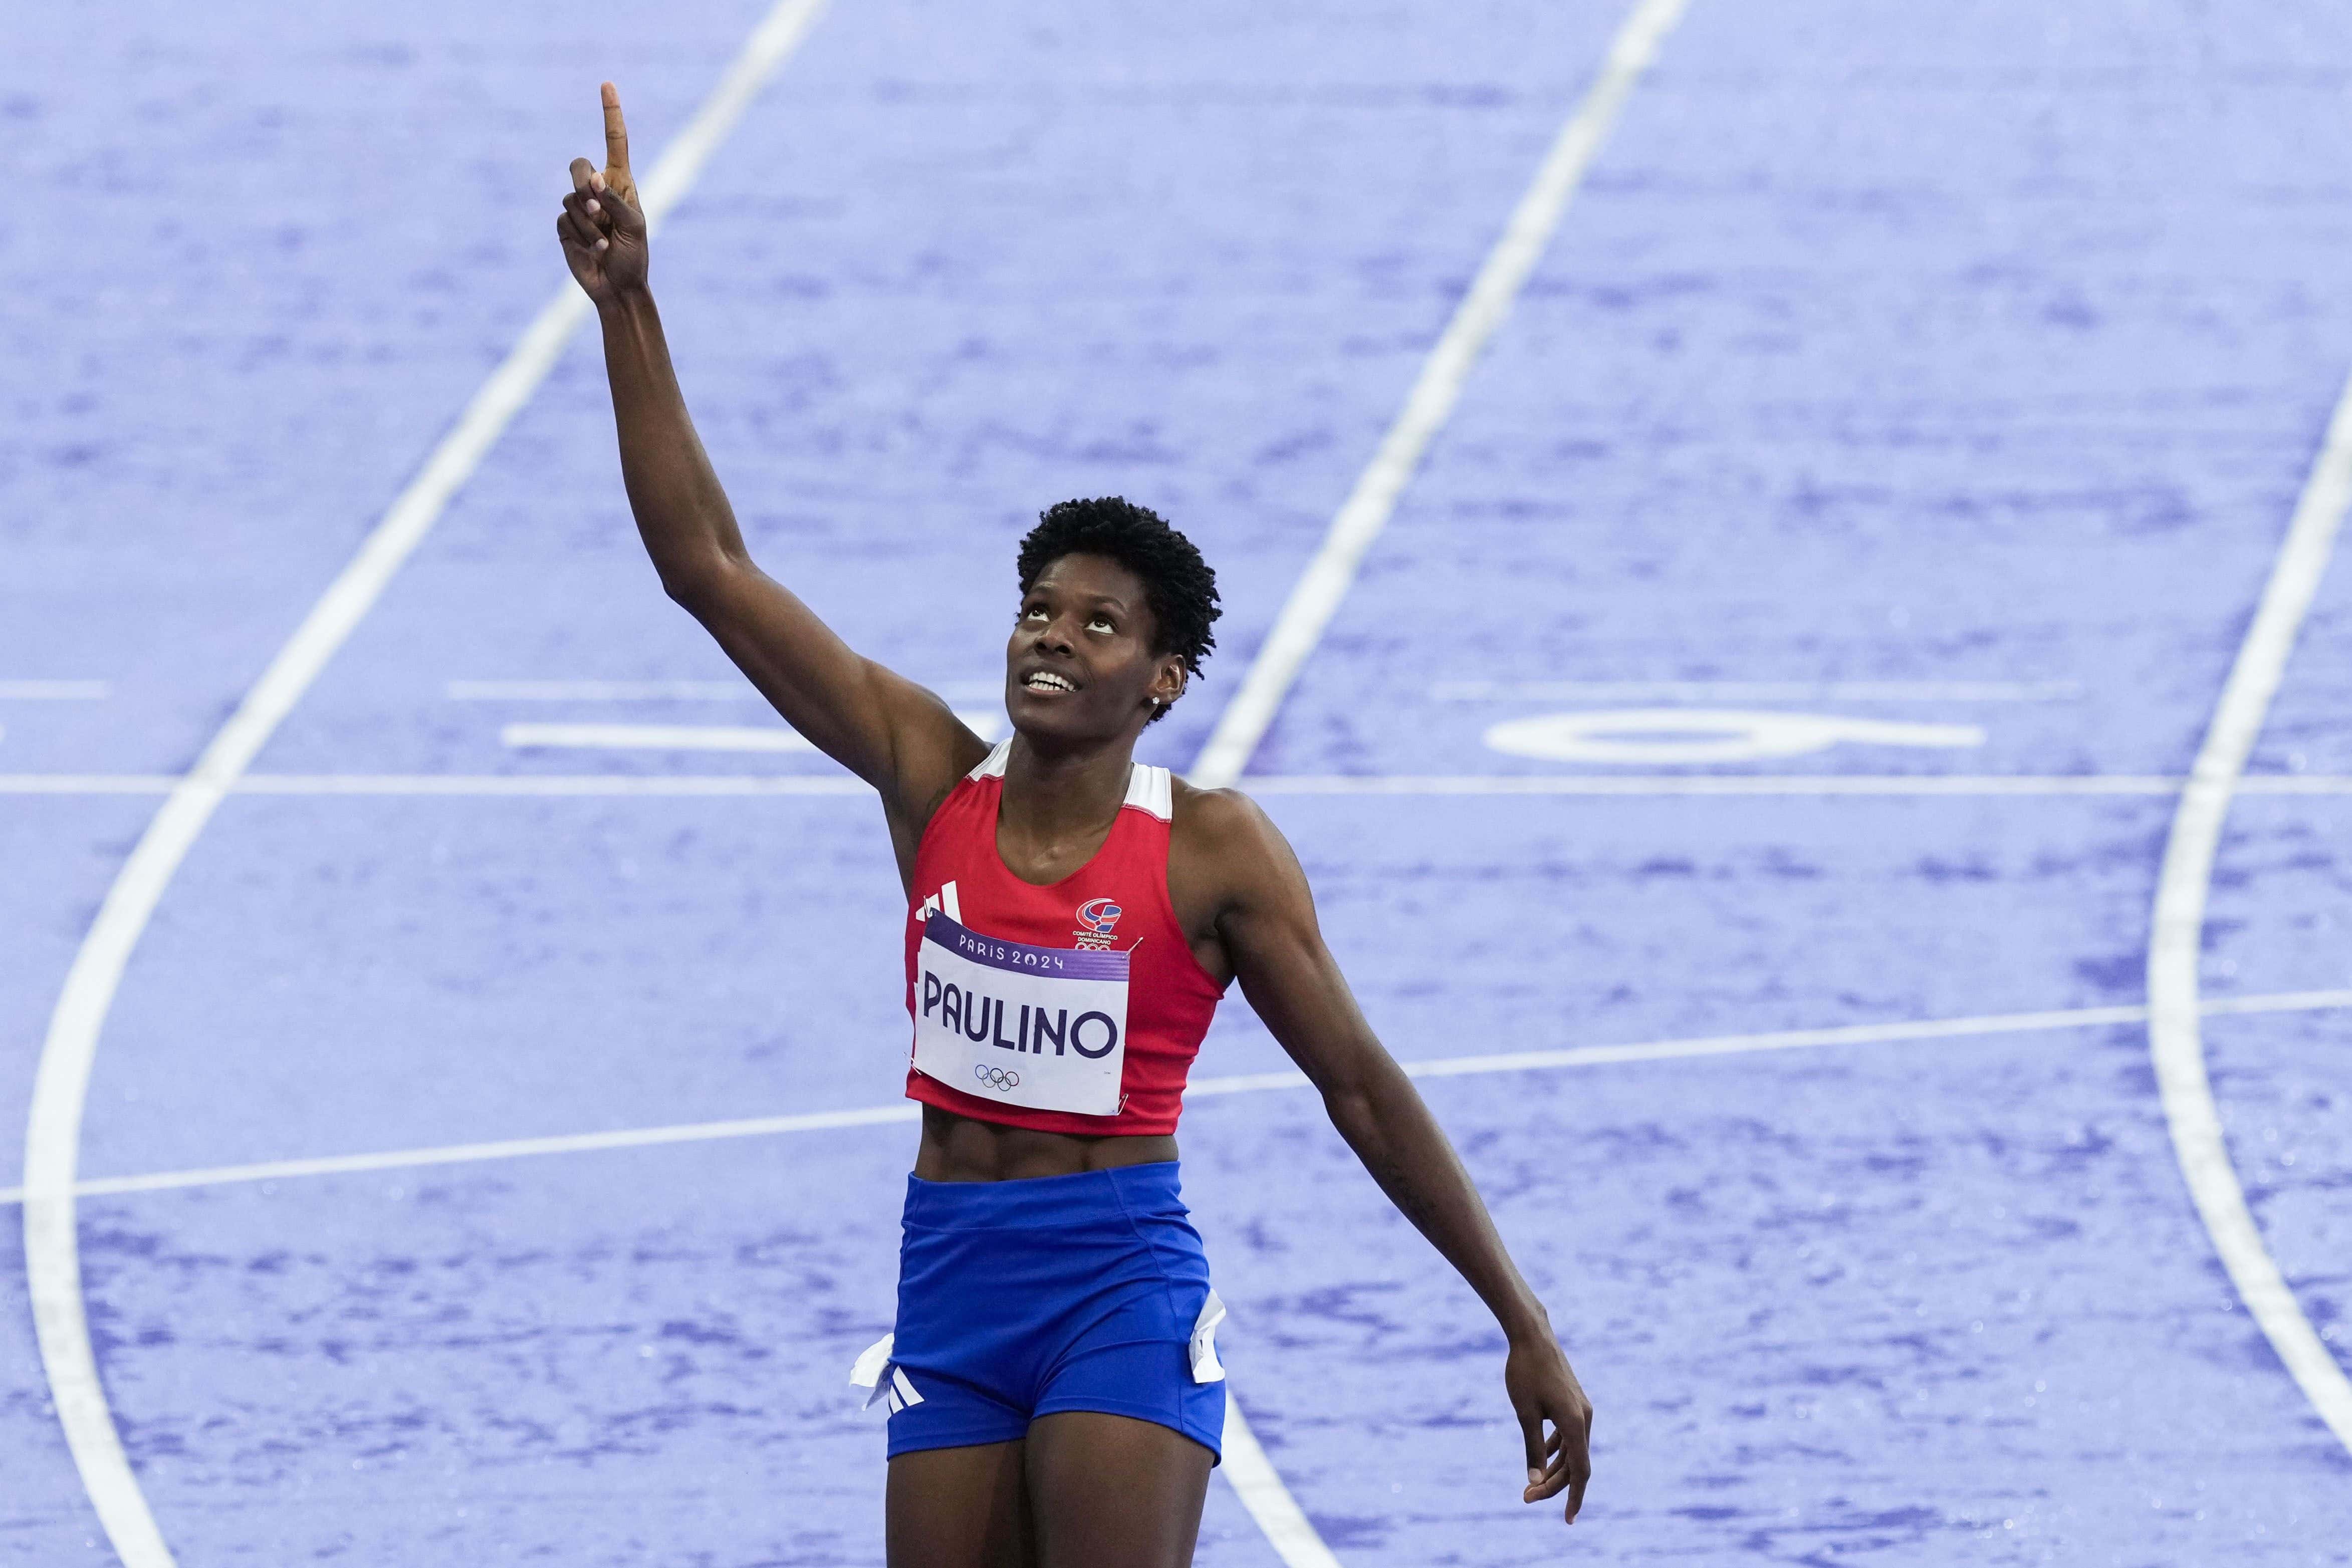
left=911, top=913, right=1128, bottom=1116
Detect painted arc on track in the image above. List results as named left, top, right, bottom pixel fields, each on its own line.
left=2145, top=353, right=2352, bottom=1456
left=1482, top=708, right=1985, bottom=765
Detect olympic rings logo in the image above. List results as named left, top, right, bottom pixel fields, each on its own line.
left=974, top=1064, right=1021, bottom=1092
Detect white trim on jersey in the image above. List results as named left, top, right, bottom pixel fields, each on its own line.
left=1123, top=763, right=1173, bottom=822
left=967, top=740, right=1171, bottom=823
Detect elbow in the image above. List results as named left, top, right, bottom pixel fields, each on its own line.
left=1319, top=1079, right=1380, bottom=1142
left=655, top=553, right=736, bottom=615
left=658, top=568, right=711, bottom=612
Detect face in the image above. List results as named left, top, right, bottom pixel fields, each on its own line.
left=1005, top=553, right=1187, bottom=744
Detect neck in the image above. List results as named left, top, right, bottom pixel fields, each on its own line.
left=1000, top=729, right=1139, bottom=838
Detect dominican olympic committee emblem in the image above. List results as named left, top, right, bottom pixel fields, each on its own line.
left=1074, top=897, right=1124, bottom=950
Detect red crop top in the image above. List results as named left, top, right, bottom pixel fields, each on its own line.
left=902, top=742, right=1225, bottom=1135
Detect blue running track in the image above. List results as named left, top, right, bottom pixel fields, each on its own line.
left=6, top=2, right=2350, bottom=1562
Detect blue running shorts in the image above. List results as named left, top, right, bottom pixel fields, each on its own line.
left=865, top=1161, right=1226, bottom=1462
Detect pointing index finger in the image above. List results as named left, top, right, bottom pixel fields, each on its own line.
left=600, top=81, right=631, bottom=174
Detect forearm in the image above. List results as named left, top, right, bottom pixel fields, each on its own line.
left=1322, top=1057, right=1552, bottom=1343
left=595, top=288, right=749, bottom=598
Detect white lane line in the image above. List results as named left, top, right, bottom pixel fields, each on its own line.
left=505, top=720, right=820, bottom=752
left=11, top=987, right=2344, bottom=1208
left=0, top=680, right=111, bottom=700
left=17, top=7, right=835, bottom=1565
left=1219, top=1399, right=1344, bottom=1568
left=1191, top=2, right=1687, bottom=1541
left=240, top=773, right=870, bottom=796
left=1250, top=774, right=2352, bottom=797
left=451, top=678, right=757, bottom=700
left=501, top=714, right=1002, bottom=753
left=3, top=1106, right=922, bottom=1206
left=451, top=676, right=1003, bottom=702
left=2148, top=359, right=2352, bottom=1456
left=0, top=775, right=181, bottom=794
left=1187, top=0, right=1693, bottom=790
left=10, top=771, right=2352, bottom=798
left=1431, top=679, right=2082, bottom=703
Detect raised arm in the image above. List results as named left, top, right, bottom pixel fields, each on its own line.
left=1174, top=787, right=1596, bottom=1523
left=556, top=84, right=985, bottom=825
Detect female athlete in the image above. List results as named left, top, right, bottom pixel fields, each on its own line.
left=559, top=83, right=1593, bottom=1568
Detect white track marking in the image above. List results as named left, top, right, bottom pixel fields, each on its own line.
left=505, top=720, right=820, bottom=752
left=501, top=713, right=1002, bottom=752
left=243, top=773, right=870, bottom=796
left=0, top=775, right=181, bottom=794
left=0, top=680, right=110, bottom=700
left=450, top=676, right=1003, bottom=702
left=1188, top=4, right=1687, bottom=1546
left=1244, top=773, right=2352, bottom=797
left=1220, top=1398, right=1346, bottom=1568
left=450, top=678, right=758, bottom=700
left=11, top=771, right=2352, bottom=797
left=1432, top=679, right=2081, bottom=703
left=17, top=7, right=833, bottom=1564
left=0, top=1106, right=921, bottom=1206
left=1483, top=709, right=1984, bottom=765
left=2147, top=361, right=2352, bottom=1455
left=10, top=987, right=2344, bottom=1207
left=1188, top=0, right=1692, bottom=790
left=0, top=773, right=874, bottom=797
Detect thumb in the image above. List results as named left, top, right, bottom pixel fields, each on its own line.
left=1519, top=1408, right=1548, bottom=1487
left=584, top=168, right=647, bottom=235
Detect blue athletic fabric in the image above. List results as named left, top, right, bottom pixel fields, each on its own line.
left=885, top=1162, right=1225, bottom=1462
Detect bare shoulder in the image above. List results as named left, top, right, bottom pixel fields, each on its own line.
left=1169, top=776, right=1302, bottom=893
left=1169, top=775, right=1271, bottom=841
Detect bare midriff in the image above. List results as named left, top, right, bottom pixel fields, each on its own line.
left=914, top=1104, right=1179, bottom=1182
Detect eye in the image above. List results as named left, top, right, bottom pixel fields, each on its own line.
left=1021, top=606, right=1047, bottom=622
left=1086, top=616, right=1116, bottom=634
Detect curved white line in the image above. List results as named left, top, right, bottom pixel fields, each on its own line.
left=1188, top=0, right=1692, bottom=790
left=2147, top=359, right=2352, bottom=1454
left=1220, top=1399, right=1344, bottom=1568
left=17, top=6, right=833, bottom=1561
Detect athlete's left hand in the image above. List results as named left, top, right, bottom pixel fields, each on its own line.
left=558, top=82, right=648, bottom=304
left=1506, top=1332, right=1594, bottom=1522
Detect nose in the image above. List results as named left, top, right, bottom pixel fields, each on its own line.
left=1031, top=613, right=1077, bottom=656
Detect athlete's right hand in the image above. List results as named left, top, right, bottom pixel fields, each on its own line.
left=558, top=82, right=648, bottom=303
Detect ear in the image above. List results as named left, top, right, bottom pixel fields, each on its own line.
left=1147, top=655, right=1189, bottom=711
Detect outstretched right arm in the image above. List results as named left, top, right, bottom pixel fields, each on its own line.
left=557, top=85, right=986, bottom=826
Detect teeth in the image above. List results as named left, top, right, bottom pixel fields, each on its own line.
left=1025, top=672, right=1074, bottom=692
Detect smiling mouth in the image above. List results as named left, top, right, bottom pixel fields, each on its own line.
left=1021, top=671, right=1077, bottom=694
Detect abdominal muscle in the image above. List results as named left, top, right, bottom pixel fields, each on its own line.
left=914, top=1104, right=1179, bottom=1182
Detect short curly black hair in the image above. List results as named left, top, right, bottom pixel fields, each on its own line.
left=1017, top=497, right=1220, bottom=723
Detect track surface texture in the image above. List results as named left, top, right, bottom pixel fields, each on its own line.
left=7, top=1, right=2351, bottom=1564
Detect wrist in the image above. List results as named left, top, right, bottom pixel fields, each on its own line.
left=596, top=285, right=656, bottom=322
left=1499, top=1296, right=1554, bottom=1349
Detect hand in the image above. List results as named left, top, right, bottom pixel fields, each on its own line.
left=558, top=82, right=648, bottom=303
left=1505, top=1331, right=1594, bottom=1523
